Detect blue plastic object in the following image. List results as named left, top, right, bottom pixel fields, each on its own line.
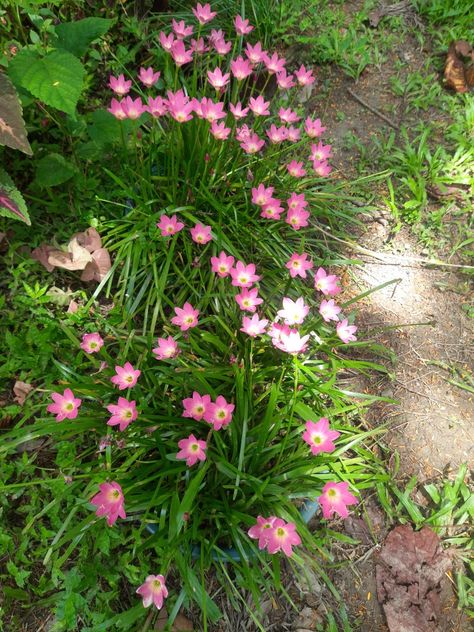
left=145, top=499, right=319, bottom=562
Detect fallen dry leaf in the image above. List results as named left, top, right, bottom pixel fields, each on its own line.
left=67, top=299, right=79, bottom=313
left=155, top=608, right=194, bottom=631
left=376, top=524, right=452, bottom=632
left=72, top=227, right=102, bottom=253
left=13, top=381, right=33, bottom=405
left=426, top=183, right=468, bottom=202
left=81, top=247, right=111, bottom=282
left=31, top=228, right=111, bottom=284
left=48, top=238, right=93, bottom=271
left=444, top=40, right=474, bottom=93
left=31, top=243, right=56, bottom=272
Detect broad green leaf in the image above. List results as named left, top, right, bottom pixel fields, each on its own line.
left=0, top=167, right=31, bottom=225
left=8, top=49, right=85, bottom=117
left=35, top=153, right=76, bottom=187
left=0, top=74, right=32, bottom=154
left=55, top=17, right=114, bottom=58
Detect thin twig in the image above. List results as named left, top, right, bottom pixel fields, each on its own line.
left=347, top=88, right=399, bottom=130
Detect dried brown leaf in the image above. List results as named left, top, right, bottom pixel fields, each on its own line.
left=72, top=226, right=102, bottom=253
left=444, top=41, right=473, bottom=93
left=376, top=525, right=452, bottom=632
left=13, top=380, right=33, bottom=405
left=80, top=247, right=111, bottom=282
left=31, top=243, right=56, bottom=272
left=47, top=238, right=93, bottom=271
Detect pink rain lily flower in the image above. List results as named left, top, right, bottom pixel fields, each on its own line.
left=261, top=198, right=284, bottom=220
left=305, top=116, right=326, bottom=138
left=91, top=481, right=126, bottom=526
left=159, top=31, right=175, bottom=52
left=235, top=15, right=253, bottom=35
left=190, top=37, right=207, bottom=54
left=157, top=213, right=185, bottom=237
left=230, top=261, right=261, bottom=287
left=240, top=132, right=265, bottom=154
left=213, top=37, right=232, bottom=55
left=80, top=332, right=104, bottom=353
left=209, top=28, right=225, bottom=43
left=172, top=19, right=193, bottom=39
left=152, top=336, right=180, bottom=360
left=251, top=183, right=274, bottom=206
left=194, top=97, right=226, bottom=122
left=190, top=223, right=212, bottom=244
left=235, top=287, right=263, bottom=312
left=230, top=101, right=249, bottom=119
left=266, top=519, right=301, bottom=556
left=263, top=52, right=286, bottom=74
left=276, top=70, right=295, bottom=89
left=302, top=418, right=340, bottom=455
left=336, top=319, right=358, bottom=343
left=277, top=297, right=310, bottom=325
left=138, top=66, right=160, bottom=87
left=211, top=251, right=235, bottom=278
left=266, top=124, right=289, bottom=144
left=108, top=98, right=126, bottom=120
left=47, top=388, right=81, bottom=421
left=287, top=160, right=306, bottom=177
left=171, top=302, right=199, bottom=331
left=286, top=252, right=313, bottom=278
left=111, top=362, right=141, bottom=390
left=146, top=96, right=168, bottom=117
left=192, top=2, right=217, bottom=24
left=270, top=325, right=309, bottom=354
left=136, top=575, right=168, bottom=610
left=121, top=96, right=145, bottom=120
left=166, top=89, right=194, bottom=122
left=235, top=124, right=253, bottom=142
left=313, top=160, right=333, bottom=177
left=210, top=120, right=231, bottom=140
left=310, top=141, right=332, bottom=162
left=108, top=74, right=131, bottom=96
left=318, top=481, right=358, bottom=519
left=177, top=434, right=207, bottom=466
left=319, top=299, right=341, bottom=323
left=249, top=95, right=270, bottom=116
left=287, top=192, right=308, bottom=211
left=279, top=107, right=300, bottom=124
left=245, top=42, right=266, bottom=64
left=204, top=395, right=235, bottom=430
left=170, top=40, right=193, bottom=66
left=295, top=64, right=315, bottom=86
left=287, top=125, right=301, bottom=142
left=241, top=314, right=268, bottom=337
left=208, top=67, right=230, bottom=89
left=231, top=56, right=253, bottom=80
left=106, top=397, right=138, bottom=431
left=286, top=208, right=310, bottom=230
left=248, top=515, right=278, bottom=549
left=182, top=391, right=211, bottom=421
left=314, top=268, right=341, bottom=296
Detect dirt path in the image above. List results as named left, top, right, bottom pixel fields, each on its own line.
left=354, top=223, right=473, bottom=477
left=300, top=8, right=473, bottom=631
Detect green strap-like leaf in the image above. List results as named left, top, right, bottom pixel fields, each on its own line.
left=0, top=73, right=32, bottom=155
left=8, top=49, right=85, bottom=117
